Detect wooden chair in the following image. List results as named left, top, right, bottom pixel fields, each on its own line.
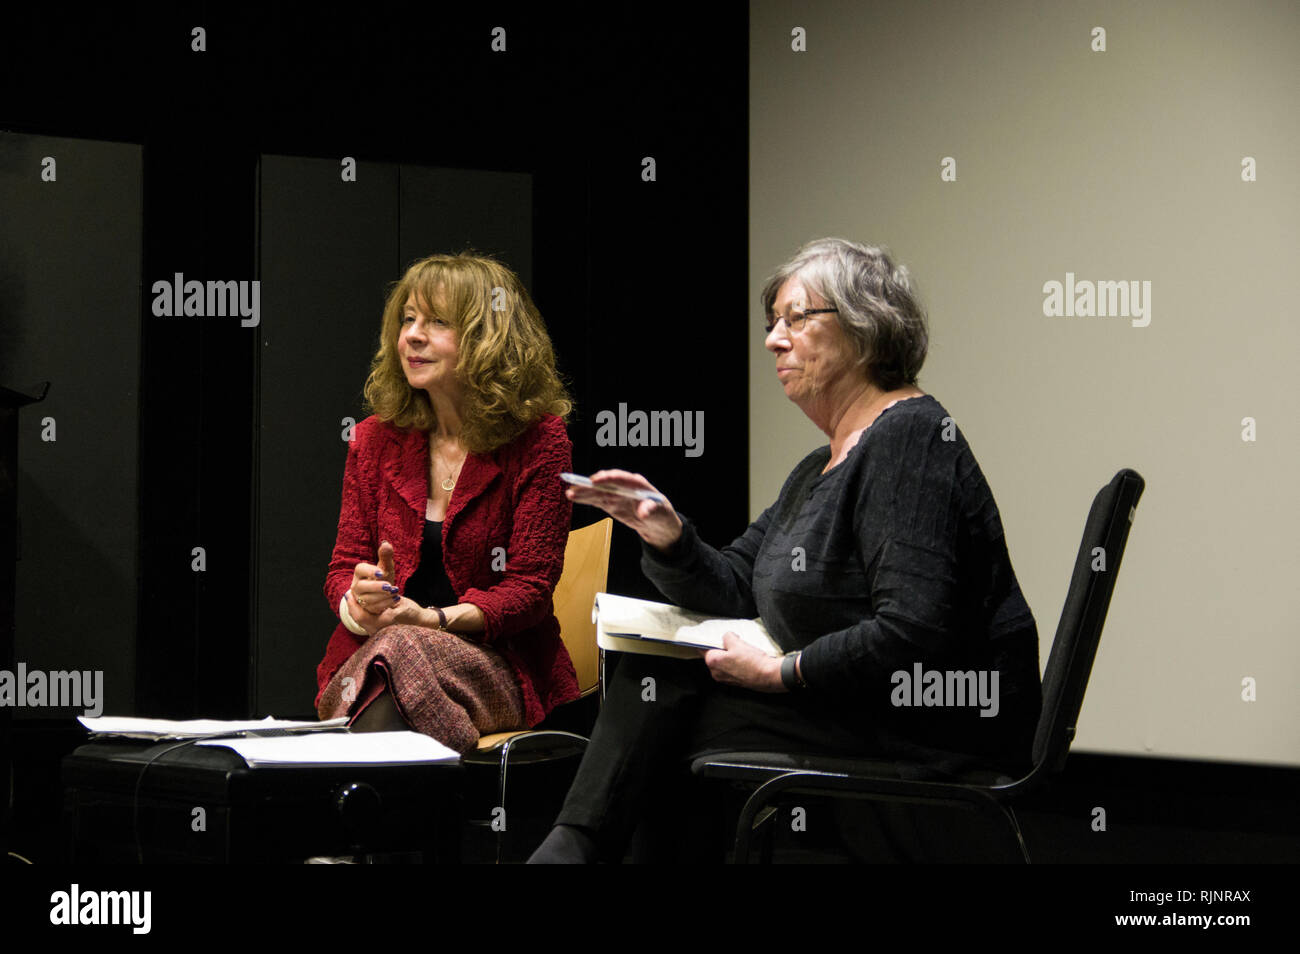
left=461, top=518, right=612, bottom=860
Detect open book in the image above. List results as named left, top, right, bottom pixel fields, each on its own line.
left=594, top=592, right=782, bottom=659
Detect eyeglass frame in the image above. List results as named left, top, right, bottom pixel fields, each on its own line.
left=763, top=307, right=838, bottom=336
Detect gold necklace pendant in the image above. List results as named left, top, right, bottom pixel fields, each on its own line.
left=428, top=431, right=465, bottom=493
left=430, top=433, right=463, bottom=494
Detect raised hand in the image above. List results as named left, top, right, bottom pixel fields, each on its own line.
left=564, top=469, right=684, bottom=552
left=347, top=540, right=402, bottom=623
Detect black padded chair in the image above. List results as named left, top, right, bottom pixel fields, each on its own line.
left=691, top=468, right=1145, bottom=863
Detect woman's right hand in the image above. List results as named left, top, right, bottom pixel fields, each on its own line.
left=347, top=541, right=400, bottom=627
left=565, top=469, right=684, bottom=552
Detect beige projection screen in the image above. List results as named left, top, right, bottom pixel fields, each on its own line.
left=748, top=0, right=1299, bottom=767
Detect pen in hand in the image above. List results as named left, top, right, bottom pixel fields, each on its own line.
left=560, top=472, right=667, bottom=504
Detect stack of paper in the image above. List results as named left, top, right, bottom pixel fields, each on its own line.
left=196, top=730, right=459, bottom=766
left=78, top=715, right=349, bottom=739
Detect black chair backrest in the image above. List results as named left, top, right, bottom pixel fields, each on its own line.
left=1030, top=469, right=1145, bottom=779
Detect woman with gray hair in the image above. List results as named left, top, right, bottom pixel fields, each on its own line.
left=530, top=238, right=1041, bottom=863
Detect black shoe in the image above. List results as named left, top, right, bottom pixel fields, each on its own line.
left=526, top=824, right=599, bottom=864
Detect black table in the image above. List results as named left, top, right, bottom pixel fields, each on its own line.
left=62, top=736, right=464, bottom=863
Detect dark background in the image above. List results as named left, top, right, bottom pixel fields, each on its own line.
left=2, top=2, right=750, bottom=725
left=1, top=1, right=1295, bottom=874
left=1, top=0, right=753, bottom=863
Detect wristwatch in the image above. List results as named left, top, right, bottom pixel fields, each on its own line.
left=780, top=650, right=808, bottom=692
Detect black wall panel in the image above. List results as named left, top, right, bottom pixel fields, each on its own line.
left=0, top=131, right=141, bottom=718
left=399, top=167, right=532, bottom=290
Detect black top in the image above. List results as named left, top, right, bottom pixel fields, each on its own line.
left=403, top=519, right=458, bottom=611
left=641, top=395, right=1042, bottom=773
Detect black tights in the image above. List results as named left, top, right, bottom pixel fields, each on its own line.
left=350, top=687, right=409, bottom=732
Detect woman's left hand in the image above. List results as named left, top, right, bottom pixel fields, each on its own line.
left=702, top=631, right=786, bottom=692
left=349, top=593, right=430, bottom=637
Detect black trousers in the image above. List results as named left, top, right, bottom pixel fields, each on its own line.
left=554, top=653, right=1021, bottom=862
left=554, top=652, right=899, bottom=861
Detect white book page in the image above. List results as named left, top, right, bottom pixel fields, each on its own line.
left=595, top=592, right=779, bottom=656
left=594, top=592, right=715, bottom=638
left=675, top=618, right=780, bottom=656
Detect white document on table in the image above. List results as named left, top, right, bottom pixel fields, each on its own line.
left=196, top=730, right=460, bottom=766
left=78, top=716, right=349, bottom=740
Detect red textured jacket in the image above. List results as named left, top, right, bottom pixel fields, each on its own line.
left=316, top=413, right=579, bottom=727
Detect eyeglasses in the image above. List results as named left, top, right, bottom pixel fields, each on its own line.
left=764, top=307, right=838, bottom=336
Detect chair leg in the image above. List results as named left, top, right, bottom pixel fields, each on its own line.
left=760, top=806, right=777, bottom=864
left=734, top=773, right=803, bottom=863
left=997, top=802, right=1031, bottom=863
left=734, top=803, right=757, bottom=865
left=599, top=649, right=608, bottom=705
left=486, top=732, right=589, bottom=863
left=732, top=772, right=1033, bottom=864
left=493, top=737, right=513, bottom=865
left=963, top=789, right=1033, bottom=863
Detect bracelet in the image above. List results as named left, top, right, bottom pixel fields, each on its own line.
left=339, top=593, right=368, bottom=636
left=433, top=606, right=448, bottom=630
left=780, top=651, right=808, bottom=692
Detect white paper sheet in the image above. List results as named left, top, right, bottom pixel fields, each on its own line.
left=78, top=715, right=349, bottom=739
left=196, top=730, right=460, bottom=765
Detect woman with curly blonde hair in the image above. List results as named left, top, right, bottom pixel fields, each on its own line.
left=315, top=253, right=579, bottom=753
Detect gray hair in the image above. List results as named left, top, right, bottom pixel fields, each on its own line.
left=761, top=238, right=928, bottom=391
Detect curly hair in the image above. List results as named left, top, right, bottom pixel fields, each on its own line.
left=363, top=253, right=572, bottom=453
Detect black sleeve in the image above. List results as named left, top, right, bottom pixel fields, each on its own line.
left=638, top=505, right=776, bottom=620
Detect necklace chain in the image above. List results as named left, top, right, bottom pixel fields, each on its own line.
left=430, top=434, right=465, bottom=492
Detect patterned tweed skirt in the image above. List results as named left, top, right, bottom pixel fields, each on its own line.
left=316, top=625, right=525, bottom=754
